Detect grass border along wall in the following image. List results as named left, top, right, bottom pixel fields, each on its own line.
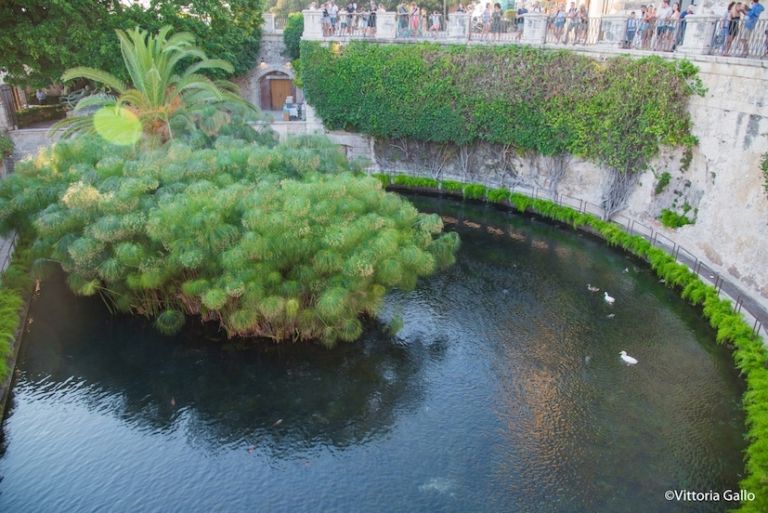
left=0, top=235, right=34, bottom=414
left=376, top=172, right=768, bottom=513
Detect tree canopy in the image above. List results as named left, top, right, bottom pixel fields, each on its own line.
left=55, top=25, right=255, bottom=146
left=0, top=0, right=263, bottom=88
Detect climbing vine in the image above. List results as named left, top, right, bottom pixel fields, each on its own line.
left=301, top=41, right=702, bottom=181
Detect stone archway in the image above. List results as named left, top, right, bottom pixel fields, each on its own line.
left=248, top=65, right=302, bottom=112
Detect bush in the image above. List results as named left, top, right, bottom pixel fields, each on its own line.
left=300, top=42, right=702, bottom=175
left=0, top=134, right=13, bottom=157
left=659, top=208, right=693, bottom=228
left=0, top=137, right=459, bottom=346
left=654, top=171, right=671, bottom=195
left=283, top=12, right=304, bottom=60
left=16, top=105, right=66, bottom=128
left=0, top=238, right=33, bottom=383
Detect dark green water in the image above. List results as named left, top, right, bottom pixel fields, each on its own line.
left=0, top=195, right=746, bottom=513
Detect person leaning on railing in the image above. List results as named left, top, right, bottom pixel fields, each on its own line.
left=654, top=0, right=672, bottom=50
left=625, top=11, right=639, bottom=48
left=515, top=3, right=528, bottom=40
left=563, top=2, right=578, bottom=43
left=724, top=2, right=745, bottom=55
left=737, top=0, right=765, bottom=56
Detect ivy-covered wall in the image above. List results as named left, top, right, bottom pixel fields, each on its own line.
left=300, top=41, right=702, bottom=175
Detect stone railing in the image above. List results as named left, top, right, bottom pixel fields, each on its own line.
left=302, top=9, right=768, bottom=65
left=263, top=13, right=287, bottom=34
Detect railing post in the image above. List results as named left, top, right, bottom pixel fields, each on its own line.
left=448, top=13, right=469, bottom=40
left=677, top=15, right=719, bottom=56
left=377, top=12, right=397, bottom=39
left=263, top=13, right=276, bottom=33
left=596, top=15, right=628, bottom=48
left=522, top=13, right=548, bottom=45
left=302, top=9, right=324, bottom=40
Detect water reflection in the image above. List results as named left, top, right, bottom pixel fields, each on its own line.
left=0, top=195, right=748, bottom=513
left=12, top=271, right=435, bottom=454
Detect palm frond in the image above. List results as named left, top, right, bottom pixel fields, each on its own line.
left=61, top=67, right=127, bottom=94
left=50, top=115, right=96, bottom=140
left=184, top=59, right=235, bottom=77
left=73, top=95, right=116, bottom=113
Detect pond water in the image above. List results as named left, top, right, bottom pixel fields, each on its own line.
left=0, top=194, right=746, bottom=513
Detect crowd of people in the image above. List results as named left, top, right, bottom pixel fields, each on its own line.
left=309, top=0, right=766, bottom=57
left=714, top=0, right=765, bottom=56
left=546, top=3, right=590, bottom=44
left=618, top=1, right=692, bottom=52
left=396, top=3, right=446, bottom=37
left=314, top=0, right=383, bottom=36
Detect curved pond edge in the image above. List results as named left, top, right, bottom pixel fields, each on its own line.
left=0, top=173, right=763, bottom=510
left=374, top=172, right=768, bottom=512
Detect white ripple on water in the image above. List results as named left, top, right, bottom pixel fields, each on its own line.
left=418, top=476, right=457, bottom=497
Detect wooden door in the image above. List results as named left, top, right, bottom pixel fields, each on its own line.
left=270, top=79, right=292, bottom=110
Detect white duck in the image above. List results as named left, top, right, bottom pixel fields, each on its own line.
left=587, top=284, right=600, bottom=292
left=619, top=351, right=638, bottom=365
left=604, top=292, right=615, bottom=304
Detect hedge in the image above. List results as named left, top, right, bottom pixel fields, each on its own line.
left=16, top=104, right=66, bottom=128
left=375, top=172, right=768, bottom=513
left=301, top=41, right=703, bottom=175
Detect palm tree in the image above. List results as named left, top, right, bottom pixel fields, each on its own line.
left=54, top=25, right=255, bottom=145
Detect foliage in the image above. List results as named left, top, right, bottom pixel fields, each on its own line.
left=654, top=171, right=671, bottom=195
left=269, top=0, right=308, bottom=17
left=16, top=105, right=67, bottom=128
left=0, top=0, right=263, bottom=88
left=54, top=26, right=256, bottom=147
left=0, top=135, right=13, bottom=157
left=379, top=172, right=768, bottom=512
left=301, top=42, right=701, bottom=175
left=762, top=153, right=768, bottom=195
left=658, top=208, right=693, bottom=229
left=0, top=137, right=459, bottom=346
left=0, top=238, right=33, bottom=383
left=283, top=13, right=305, bottom=61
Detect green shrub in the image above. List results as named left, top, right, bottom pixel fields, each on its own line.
left=761, top=153, right=768, bottom=195
left=659, top=208, right=693, bottom=228
left=0, top=134, right=12, bottom=157
left=0, top=239, right=33, bottom=383
left=16, top=105, right=66, bottom=128
left=654, top=171, right=671, bottom=195
left=283, top=13, right=304, bottom=60
left=301, top=42, right=701, bottom=175
left=0, top=137, right=459, bottom=346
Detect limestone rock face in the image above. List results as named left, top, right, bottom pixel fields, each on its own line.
left=366, top=60, right=768, bottom=309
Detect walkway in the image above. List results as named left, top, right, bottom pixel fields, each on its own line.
left=301, top=10, right=768, bottom=69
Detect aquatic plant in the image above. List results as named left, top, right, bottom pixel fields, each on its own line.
left=0, top=138, right=458, bottom=345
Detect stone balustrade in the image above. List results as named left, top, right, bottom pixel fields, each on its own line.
left=300, top=9, right=768, bottom=65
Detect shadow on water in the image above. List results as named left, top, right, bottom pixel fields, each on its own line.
left=5, top=269, right=437, bottom=455
left=0, top=193, right=748, bottom=513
